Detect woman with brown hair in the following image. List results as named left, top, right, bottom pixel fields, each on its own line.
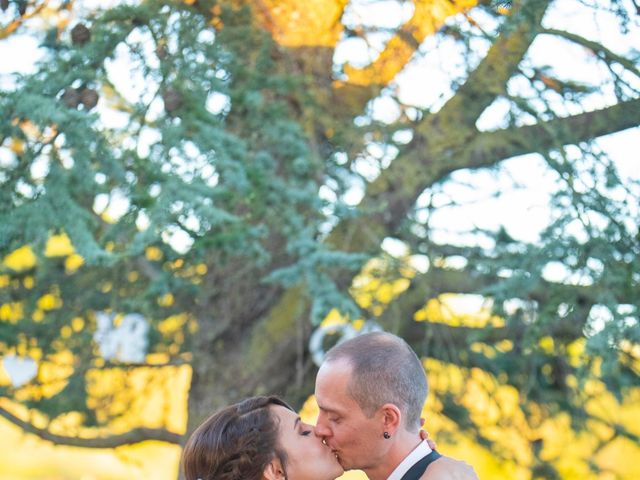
left=181, top=395, right=345, bottom=480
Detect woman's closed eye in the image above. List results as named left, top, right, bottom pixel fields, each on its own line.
left=297, top=421, right=313, bottom=436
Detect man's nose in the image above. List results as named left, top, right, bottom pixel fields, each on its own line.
left=314, top=421, right=331, bottom=439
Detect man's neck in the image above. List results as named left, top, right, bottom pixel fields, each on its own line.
left=364, top=433, right=422, bottom=480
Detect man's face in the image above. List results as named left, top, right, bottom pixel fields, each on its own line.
left=314, top=359, right=386, bottom=472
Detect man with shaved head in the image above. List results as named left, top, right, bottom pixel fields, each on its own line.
left=315, top=331, right=478, bottom=480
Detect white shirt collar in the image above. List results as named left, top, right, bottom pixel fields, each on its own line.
left=387, top=440, right=433, bottom=480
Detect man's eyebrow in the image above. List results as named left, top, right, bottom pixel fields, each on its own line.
left=318, top=405, right=339, bottom=414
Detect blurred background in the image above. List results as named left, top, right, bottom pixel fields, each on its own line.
left=1, top=0, right=639, bottom=478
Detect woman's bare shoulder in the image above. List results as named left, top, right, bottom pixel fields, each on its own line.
left=420, top=455, right=479, bottom=480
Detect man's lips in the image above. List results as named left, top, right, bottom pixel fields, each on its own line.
left=333, top=451, right=348, bottom=468
left=322, top=440, right=340, bottom=461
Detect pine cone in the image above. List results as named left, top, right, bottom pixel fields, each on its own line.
left=71, top=23, right=91, bottom=46
left=80, top=88, right=99, bottom=110
left=62, top=88, right=81, bottom=109
left=163, top=88, right=183, bottom=114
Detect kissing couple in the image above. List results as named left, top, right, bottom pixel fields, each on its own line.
left=182, top=331, right=478, bottom=480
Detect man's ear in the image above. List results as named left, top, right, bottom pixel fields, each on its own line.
left=380, top=403, right=402, bottom=433
left=263, top=457, right=286, bottom=480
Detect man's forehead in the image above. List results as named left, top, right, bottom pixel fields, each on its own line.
left=318, top=357, right=354, bottom=378
left=317, top=364, right=350, bottom=391
left=316, top=360, right=357, bottom=410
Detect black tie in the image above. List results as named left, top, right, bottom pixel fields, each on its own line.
left=399, top=450, right=442, bottom=480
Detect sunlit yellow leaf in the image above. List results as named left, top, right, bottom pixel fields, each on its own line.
left=158, top=293, right=174, bottom=307
left=71, top=317, right=84, bottom=332
left=65, top=253, right=85, bottom=272
left=37, top=293, right=62, bottom=311
left=0, top=303, right=23, bottom=323
left=352, top=318, right=365, bottom=331
left=145, top=246, right=163, bottom=261
left=3, top=245, right=37, bottom=272
left=146, top=352, right=170, bottom=365
left=29, top=348, right=43, bottom=362
left=158, top=314, right=188, bottom=335
left=32, top=309, right=45, bottom=322
left=539, top=336, right=555, bottom=353
left=48, top=411, right=85, bottom=435
left=45, top=233, right=75, bottom=257
left=375, top=283, right=394, bottom=304
left=9, top=138, right=25, bottom=155
left=100, top=211, right=118, bottom=224
left=0, top=364, right=11, bottom=386
left=170, top=258, right=184, bottom=270
left=495, top=339, right=513, bottom=352
left=320, top=308, right=348, bottom=327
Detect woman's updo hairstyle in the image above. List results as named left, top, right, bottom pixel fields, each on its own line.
left=181, top=395, right=292, bottom=480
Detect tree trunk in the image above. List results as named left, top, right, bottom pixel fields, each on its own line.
left=185, top=285, right=319, bottom=437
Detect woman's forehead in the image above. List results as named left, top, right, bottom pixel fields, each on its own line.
left=271, top=404, right=297, bottom=425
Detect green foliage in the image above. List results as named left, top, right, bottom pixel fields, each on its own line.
left=0, top=0, right=363, bottom=424
left=0, top=1, right=638, bottom=474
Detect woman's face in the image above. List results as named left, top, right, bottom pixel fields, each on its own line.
left=271, top=405, right=344, bottom=480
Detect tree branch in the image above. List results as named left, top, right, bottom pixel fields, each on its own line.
left=92, top=358, right=190, bottom=370
left=375, top=267, right=493, bottom=332
left=329, top=95, right=640, bottom=256
left=373, top=261, right=634, bottom=350
left=325, top=2, right=553, bottom=253
left=0, top=405, right=182, bottom=447
left=0, top=1, right=50, bottom=40
left=541, top=28, right=640, bottom=79
left=462, top=98, right=640, bottom=171
left=336, top=0, right=476, bottom=107
left=437, top=0, right=552, bottom=130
